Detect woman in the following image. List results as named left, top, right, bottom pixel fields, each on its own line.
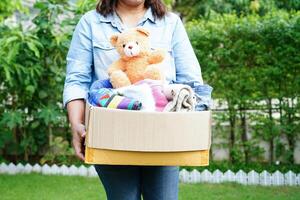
left=63, top=0, right=203, bottom=199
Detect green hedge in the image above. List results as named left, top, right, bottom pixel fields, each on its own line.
left=0, top=1, right=73, bottom=164
left=174, top=0, right=300, bottom=20
left=186, top=11, right=300, bottom=164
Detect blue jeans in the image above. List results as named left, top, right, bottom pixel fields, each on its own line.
left=94, top=165, right=179, bottom=200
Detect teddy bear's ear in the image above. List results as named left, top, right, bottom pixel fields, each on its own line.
left=136, top=27, right=150, bottom=37
left=110, top=34, right=119, bottom=46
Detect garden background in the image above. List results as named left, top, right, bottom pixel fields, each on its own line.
left=0, top=0, right=299, bottom=174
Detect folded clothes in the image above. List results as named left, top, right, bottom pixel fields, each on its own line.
left=116, top=83, right=156, bottom=111
left=163, top=84, right=196, bottom=112
left=171, top=80, right=213, bottom=111
left=88, top=88, right=142, bottom=110
left=135, top=79, right=169, bottom=112
left=116, top=79, right=169, bottom=112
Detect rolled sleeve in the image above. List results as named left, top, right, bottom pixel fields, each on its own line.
left=63, top=14, right=93, bottom=108
left=172, top=15, right=203, bottom=84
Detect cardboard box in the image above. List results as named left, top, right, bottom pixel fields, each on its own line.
left=84, top=102, right=211, bottom=166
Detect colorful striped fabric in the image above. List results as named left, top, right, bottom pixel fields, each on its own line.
left=88, top=88, right=142, bottom=110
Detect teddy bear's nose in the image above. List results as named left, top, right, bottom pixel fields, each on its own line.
left=128, top=45, right=133, bottom=49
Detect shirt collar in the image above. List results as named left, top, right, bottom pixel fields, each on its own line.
left=97, top=7, right=156, bottom=25
left=140, top=7, right=155, bottom=24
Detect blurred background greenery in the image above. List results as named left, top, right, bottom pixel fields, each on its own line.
left=0, top=0, right=299, bottom=172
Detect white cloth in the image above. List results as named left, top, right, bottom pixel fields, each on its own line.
left=163, top=84, right=196, bottom=112
left=116, top=84, right=156, bottom=111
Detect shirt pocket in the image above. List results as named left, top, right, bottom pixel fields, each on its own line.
left=92, top=40, right=120, bottom=80
left=150, top=42, right=176, bottom=82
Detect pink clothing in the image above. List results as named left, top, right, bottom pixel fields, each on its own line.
left=135, top=80, right=169, bottom=112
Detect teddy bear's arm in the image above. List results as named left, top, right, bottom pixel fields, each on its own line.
left=110, top=70, right=131, bottom=88
left=107, top=60, right=131, bottom=88
left=107, top=60, right=126, bottom=75
left=147, top=49, right=166, bottom=64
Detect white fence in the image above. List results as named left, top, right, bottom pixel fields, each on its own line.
left=0, top=163, right=300, bottom=186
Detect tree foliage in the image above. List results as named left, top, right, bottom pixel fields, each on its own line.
left=186, top=11, right=300, bottom=164
left=0, top=0, right=24, bottom=22
left=173, top=0, right=300, bottom=20
left=0, top=0, right=72, bottom=163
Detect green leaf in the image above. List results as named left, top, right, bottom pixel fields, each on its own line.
left=4, top=36, right=18, bottom=46
left=0, top=111, right=23, bottom=129
left=26, top=85, right=35, bottom=94
left=34, top=2, right=48, bottom=10
left=31, top=121, right=40, bottom=129
left=27, top=42, right=40, bottom=58
left=38, top=91, right=48, bottom=99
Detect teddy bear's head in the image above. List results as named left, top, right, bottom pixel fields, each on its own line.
left=110, top=27, right=151, bottom=58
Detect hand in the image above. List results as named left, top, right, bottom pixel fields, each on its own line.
left=71, top=123, right=86, bottom=161
left=110, top=70, right=131, bottom=88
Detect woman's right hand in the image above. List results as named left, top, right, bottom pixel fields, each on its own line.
left=66, top=99, right=87, bottom=161
left=71, top=123, right=86, bottom=161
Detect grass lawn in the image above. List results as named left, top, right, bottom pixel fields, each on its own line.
left=0, top=174, right=299, bottom=200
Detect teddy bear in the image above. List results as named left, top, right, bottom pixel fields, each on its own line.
left=107, top=27, right=166, bottom=88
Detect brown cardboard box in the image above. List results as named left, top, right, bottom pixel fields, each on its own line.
left=84, top=102, right=211, bottom=166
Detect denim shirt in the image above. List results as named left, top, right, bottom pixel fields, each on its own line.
left=63, top=8, right=203, bottom=107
